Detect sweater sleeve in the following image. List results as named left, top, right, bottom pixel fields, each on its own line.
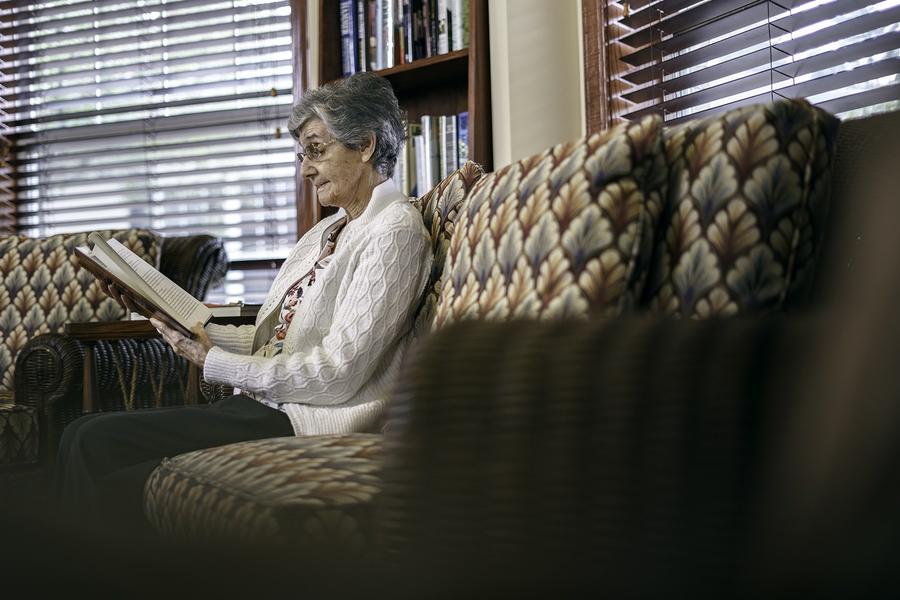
left=204, top=322, right=256, bottom=356
left=203, top=217, right=431, bottom=405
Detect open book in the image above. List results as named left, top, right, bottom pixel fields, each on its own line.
left=75, top=232, right=212, bottom=337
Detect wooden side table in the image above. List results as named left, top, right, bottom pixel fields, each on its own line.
left=65, top=306, right=260, bottom=414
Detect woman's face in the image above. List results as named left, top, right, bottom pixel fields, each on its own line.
left=298, top=117, right=371, bottom=210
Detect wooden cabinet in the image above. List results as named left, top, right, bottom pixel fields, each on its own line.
left=297, top=0, right=492, bottom=232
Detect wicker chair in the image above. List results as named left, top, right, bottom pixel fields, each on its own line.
left=10, top=233, right=227, bottom=463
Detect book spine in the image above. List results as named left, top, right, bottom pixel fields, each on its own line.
left=407, top=123, right=421, bottom=197
left=383, top=0, right=395, bottom=69
left=375, top=0, right=384, bottom=69
left=402, top=0, right=413, bottom=64
left=394, top=140, right=406, bottom=192
left=367, top=0, right=378, bottom=71
left=457, top=110, right=468, bottom=163
left=340, top=0, right=353, bottom=76
left=356, top=0, right=367, bottom=71
left=461, top=0, right=469, bottom=48
left=412, top=0, right=425, bottom=60
left=449, top=0, right=463, bottom=51
left=436, top=0, right=448, bottom=54
left=420, top=116, right=433, bottom=190
left=438, top=114, right=448, bottom=180
left=425, top=0, right=434, bottom=57
left=414, top=131, right=427, bottom=197
left=428, top=115, right=441, bottom=187
left=395, top=0, right=405, bottom=65
left=445, top=114, right=458, bottom=174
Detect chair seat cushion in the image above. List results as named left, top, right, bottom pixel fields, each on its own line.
left=0, top=402, right=39, bottom=467
left=143, top=434, right=383, bottom=552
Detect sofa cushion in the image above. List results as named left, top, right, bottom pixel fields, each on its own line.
left=144, top=434, right=382, bottom=552
left=642, top=99, right=840, bottom=316
left=433, top=116, right=667, bottom=327
left=0, top=229, right=160, bottom=392
left=411, top=161, right=485, bottom=336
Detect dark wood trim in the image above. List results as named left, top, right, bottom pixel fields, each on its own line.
left=468, top=0, right=492, bottom=172
left=292, top=0, right=319, bottom=239
left=582, top=0, right=609, bottom=135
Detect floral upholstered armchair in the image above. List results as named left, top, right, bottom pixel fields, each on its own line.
left=2, top=230, right=227, bottom=466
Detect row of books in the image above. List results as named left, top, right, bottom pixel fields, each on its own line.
left=392, top=112, right=468, bottom=198
left=340, top=0, right=470, bottom=75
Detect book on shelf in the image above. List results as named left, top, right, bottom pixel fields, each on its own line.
left=439, top=114, right=458, bottom=179
left=449, top=0, right=466, bottom=51
left=436, top=0, right=449, bottom=54
left=407, top=122, right=421, bottom=197
left=414, top=132, right=427, bottom=198
left=367, top=0, right=378, bottom=70
left=340, top=0, right=357, bottom=77
left=353, top=0, right=369, bottom=71
left=457, top=110, right=469, bottom=163
left=341, top=0, right=470, bottom=73
left=74, top=232, right=212, bottom=338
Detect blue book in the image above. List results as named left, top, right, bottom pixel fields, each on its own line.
left=457, top=111, right=468, bottom=163
left=340, top=0, right=354, bottom=76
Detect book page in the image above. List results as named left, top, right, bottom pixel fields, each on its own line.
left=106, top=238, right=212, bottom=329
left=85, top=237, right=163, bottom=307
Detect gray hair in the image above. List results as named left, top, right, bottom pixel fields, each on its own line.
left=288, top=72, right=405, bottom=178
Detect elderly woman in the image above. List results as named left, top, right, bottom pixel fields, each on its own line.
left=56, top=72, right=432, bottom=530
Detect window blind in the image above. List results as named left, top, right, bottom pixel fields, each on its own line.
left=0, top=0, right=299, bottom=303
left=601, top=0, right=900, bottom=126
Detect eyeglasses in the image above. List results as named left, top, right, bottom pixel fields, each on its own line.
left=296, top=138, right=338, bottom=162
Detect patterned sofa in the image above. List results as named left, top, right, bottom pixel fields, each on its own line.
left=139, top=97, right=867, bottom=561
left=145, top=100, right=900, bottom=573
left=4, top=231, right=227, bottom=466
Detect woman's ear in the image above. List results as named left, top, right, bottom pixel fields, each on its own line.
left=360, top=131, right=377, bottom=163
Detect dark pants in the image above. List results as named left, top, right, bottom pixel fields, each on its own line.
left=55, top=394, right=293, bottom=535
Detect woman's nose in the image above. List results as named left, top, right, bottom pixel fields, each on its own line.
left=300, top=158, right=315, bottom=178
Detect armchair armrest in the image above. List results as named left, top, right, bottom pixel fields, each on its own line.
left=159, top=235, right=228, bottom=300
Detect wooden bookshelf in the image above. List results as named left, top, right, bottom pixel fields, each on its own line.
left=296, top=0, right=492, bottom=232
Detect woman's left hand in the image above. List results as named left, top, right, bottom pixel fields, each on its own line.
left=149, top=316, right=213, bottom=368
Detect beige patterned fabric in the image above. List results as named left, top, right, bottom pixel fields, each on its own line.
left=0, top=229, right=160, bottom=392
left=144, top=434, right=383, bottom=551
left=642, top=99, right=840, bottom=316
left=411, top=161, right=485, bottom=336
left=0, top=402, right=38, bottom=466
left=434, top=116, right=667, bottom=327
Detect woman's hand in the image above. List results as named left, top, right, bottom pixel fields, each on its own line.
left=150, top=317, right=213, bottom=369
left=99, top=279, right=154, bottom=318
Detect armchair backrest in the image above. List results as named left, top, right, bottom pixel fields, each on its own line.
left=159, top=234, right=228, bottom=300
left=0, top=229, right=160, bottom=392
left=0, top=230, right=228, bottom=394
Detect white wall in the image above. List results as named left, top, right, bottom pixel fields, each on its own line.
left=488, top=0, right=585, bottom=170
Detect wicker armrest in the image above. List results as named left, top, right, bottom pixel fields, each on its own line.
left=13, top=331, right=193, bottom=458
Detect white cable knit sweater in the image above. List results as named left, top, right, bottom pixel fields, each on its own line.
left=203, top=180, right=432, bottom=436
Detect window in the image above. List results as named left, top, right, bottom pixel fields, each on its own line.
left=0, top=0, right=303, bottom=303
left=584, top=0, right=900, bottom=131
